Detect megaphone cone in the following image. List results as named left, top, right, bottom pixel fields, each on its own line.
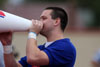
left=0, top=10, right=32, bottom=33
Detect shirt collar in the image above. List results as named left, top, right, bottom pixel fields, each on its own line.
left=45, top=41, right=54, bottom=48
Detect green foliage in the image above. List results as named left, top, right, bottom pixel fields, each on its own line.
left=25, top=0, right=68, bottom=3
left=76, top=0, right=100, bottom=27
left=0, top=0, right=6, bottom=9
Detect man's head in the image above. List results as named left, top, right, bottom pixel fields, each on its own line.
left=40, top=7, right=68, bottom=36
left=45, top=7, right=68, bottom=32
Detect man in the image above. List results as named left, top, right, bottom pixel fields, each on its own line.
left=0, top=41, right=5, bottom=67
left=91, top=49, right=100, bottom=67
left=0, top=7, right=76, bottom=67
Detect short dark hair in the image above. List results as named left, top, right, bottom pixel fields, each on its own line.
left=45, top=7, right=68, bottom=31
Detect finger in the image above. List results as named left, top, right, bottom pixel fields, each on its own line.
left=0, top=32, right=13, bottom=39
left=35, top=20, right=39, bottom=25
left=39, top=21, right=43, bottom=28
left=32, top=19, right=35, bottom=24
left=31, top=19, right=36, bottom=28
left=7, top=31, right=13, bottom=36
left=1, top=39, right=7, bottom=45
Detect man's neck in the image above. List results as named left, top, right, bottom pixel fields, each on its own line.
left=46, top=31, right=64, bottom=42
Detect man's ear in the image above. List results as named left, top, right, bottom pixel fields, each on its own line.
left=54, top=18, right=61, bottom=26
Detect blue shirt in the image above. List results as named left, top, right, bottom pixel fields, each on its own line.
left=19, top=38, right=76, bottom=67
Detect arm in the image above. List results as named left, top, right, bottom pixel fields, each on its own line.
left=91, top=61, right=100, bottom=67
left=91, top=49, right=100, bottom=67
left=26, top=20, right=49, bottom=66
left=4, top=53, right=22, bottom=67
left=0, top=41, right=5, bottom=67
left=0, top=32, right=22, bottom=67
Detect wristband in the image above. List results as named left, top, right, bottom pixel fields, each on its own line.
left=3, top=45, right=13, bottom=54
left=28, top=32, right=37, bottom=39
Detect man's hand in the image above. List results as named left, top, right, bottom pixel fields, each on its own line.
left=0, top=32, right=22, bottom=67
left=29, top=19, right=43, bottom=34
left=0, top=32, right=13, bottom=46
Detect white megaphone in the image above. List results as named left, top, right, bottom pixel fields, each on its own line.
left=0, top=10, right=32, bottom=33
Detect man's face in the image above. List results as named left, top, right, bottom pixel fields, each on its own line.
left=40, top=10, right=56, bottom=35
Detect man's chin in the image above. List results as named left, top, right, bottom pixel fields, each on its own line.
left=40, top=31, right=46, bottom=36
left=40, top=31, right=43, bottom=35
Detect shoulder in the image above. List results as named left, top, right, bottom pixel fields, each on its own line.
left=38, top=45, right=45, bottom=50
left=52, top=38, right=72, bottom=46
left=50, top=38, right=76, bottom=51
left=43, top=38, right=76, bottom=66
left=44, top=38, right=76, bottom=58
